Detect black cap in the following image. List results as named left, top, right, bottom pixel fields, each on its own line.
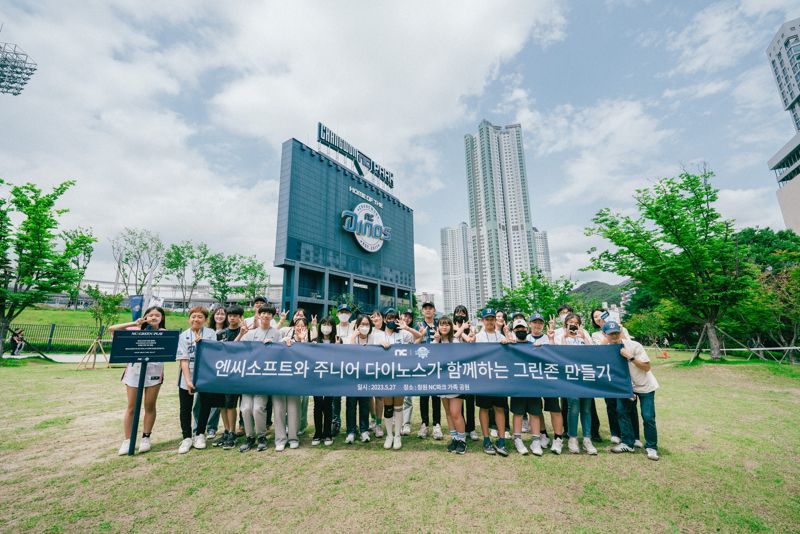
left=421, top=301, right=435, bottom=309
left=253, top=295, right=267, bottom=304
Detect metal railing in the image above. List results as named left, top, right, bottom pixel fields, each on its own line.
left=6, top=323, right=109, bottom=353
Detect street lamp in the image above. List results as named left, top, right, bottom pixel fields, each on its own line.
left=0, top=41, right=37, bottom=95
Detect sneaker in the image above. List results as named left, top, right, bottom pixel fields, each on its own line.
left=504, top=431, right=512, bottom=440
left=521, top=418, right=530, bottom=434
left=490, top=428, right=498, bottom=438
left=239, top=437, right=256, bottom=452
left=634, top=439, right=644, bottom=448
left=223, top=433, right=235, bottom=450
left=447, top=439, right=457, bottom=453
left=418, top=423, right=428, bottom=438
left=583, top=437, right=598, bottom=455
left=374, top=425, right=384, bottom=438
left=455, top=440, right=467, bottom=455
left=178, top=437, right=192, bottom=454
left=369, top=419, right=376, bottom=431
left=568, top=437, right=580, bottom=454
left=494, top=442, right=509, bottom=457
left=289, top=439, right=299, bottom=449
left=530, top=439, right=543, bottom=456
left=118, top=439, right=130, bottom=456
left=483, top=441, right=496, bottom=455
left=551, top=437, right=563, bottom=455
left=646, top=448, right=660, bottom=461
left=192, top=434, right=207, bottom=450
left=138, top=437, right=151, bottom=453
left=323, top=438, right=333, bottom=446
left=312, top=437, right=321, bottom=446
left=401, top=423, right=411, bottom=436
left=257, top=435, right=268, bottom=452
left=432, top=424, right=443, bottom=440
left=514, top=437, right=529, bottom=455
left=469, top=430, right=480, bottom=441
left=393, top=434, right=402, bottom=450
left=384, top=434, right=394, bottom=450
left=360, top=431, right=371, bottom=443
left=213, top=431, right=228, bottom=447
left=275, top=441, right=286, bottom=452
left=345, top=433, right=355, bottom=444
left=539, top=434, right=550, bottom=449
left=610, top=435, right=621, bottom=445
left=331, top=421, right=341, bottom=436
left=611, top=443, right=636, bottom=453
left=207, top=429, right=216, bottom=439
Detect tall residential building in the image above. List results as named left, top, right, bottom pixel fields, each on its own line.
left=440, top=222, right=477, bottom=315
left=767, top=17, right=800, bottom=232
left=532, top=227, right=552, bottom=280
left=465, top=120, right=537, bottom=306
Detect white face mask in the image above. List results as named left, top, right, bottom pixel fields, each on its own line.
left=337, top=313, right=350, bottom=323
left=558, top=313, right=567, bottom=322
left=321, top=325, right=333, bottom=335
left=358, top=326, right=370, bottom=336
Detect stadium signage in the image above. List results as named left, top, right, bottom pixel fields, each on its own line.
left=318, top=122, right=394, bottom=188
left=341, top=203, right=392, bottom=253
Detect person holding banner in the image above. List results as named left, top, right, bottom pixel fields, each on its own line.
left=435, top=316, right=468, bottom=454
left=475, top=308, right=511, bottom=457
left=213, top=305, right=246, bottom=450
left=381, top=309, right=418, bottom=450
left=413, top=301, right=443, bottom=440
left=560, top=313, right=598, bottom=456
left=369, top=308, right=387, bottom=439
left=275, top=317, right=311, bottom=451
left=332, top=304, right=354, bottom=436
left=110, top=306, right=167, bottom=455
left=346, top=315, right=390, bottom=444
left=310, top=316, right=339, bottom=446
left=452, top=305, right=479, bottom=442
left=176, top=307, right=218, bottom=454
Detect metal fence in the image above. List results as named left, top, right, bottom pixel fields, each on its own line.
left=8, top=323, right=111, bottom=353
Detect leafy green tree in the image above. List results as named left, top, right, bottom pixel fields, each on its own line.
left=163, top=241, right=211, bottom=312
left=0, top=180, right=93, bottom=353
left=484, top=269, right=575, bottom=320
left=85, top=284, right=123, bottom=335
left=207, top=253, right=242, bottom=305
left=63, top=227, right=96, bottom=309
left=735, top=227, right=800, bottom=272
left=237, top=255, right=269, bottom=305
left=585, top=170, right=756, bottom=360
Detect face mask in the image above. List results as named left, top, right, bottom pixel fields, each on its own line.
left=386, top=321, right=397, bottom=330
left=559, top=313, right=567, bottom=322
left=321, top=325, right=333, bottom=335
left=454, top=315, right=466, bottom=323
left=358, top=326, right=370, bottom=336
left=515, top=330, right=528, bottom=341
left=337, top=313, right=349, bottom=323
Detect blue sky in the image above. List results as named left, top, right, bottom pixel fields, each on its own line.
left=0, top=0, right=797, bottom=306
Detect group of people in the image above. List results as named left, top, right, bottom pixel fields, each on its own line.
left=111, top=298, right=660, bottom=460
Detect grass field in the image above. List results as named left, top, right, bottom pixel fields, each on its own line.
left=14, top=307, right=209, bottom=330
left=1, top=352, right=798, bottom=533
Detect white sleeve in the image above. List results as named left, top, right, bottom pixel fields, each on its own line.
left=176, top=331, right=189, bottom=360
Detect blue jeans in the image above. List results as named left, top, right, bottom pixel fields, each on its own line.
left=567, top=398, right=592, bottom=438
left=345, top=397, right=370, bottom=435
left=617, top=391, right=657, bottom=450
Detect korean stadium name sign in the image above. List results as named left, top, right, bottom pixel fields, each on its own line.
left=342, top=203, right=392, bottom=253
left=318, top=122, right=394, bottom=189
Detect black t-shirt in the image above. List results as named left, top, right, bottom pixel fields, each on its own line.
left=217, top=327, right=241, bottom=342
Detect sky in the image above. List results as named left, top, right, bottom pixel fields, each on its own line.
left=1, top=0, right=798, bottom=308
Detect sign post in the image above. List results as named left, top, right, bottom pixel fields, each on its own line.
left=110, top=330, right=180, bottom=456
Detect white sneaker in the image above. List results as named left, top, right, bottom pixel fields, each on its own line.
left=583, top=437, right=598, bottom=455
left=311, top=438, right=321, bottom=446
left=568, top=437, right=580, bottom=454
left=138, top=437, right=151, bottom=453
left=432, top=424, right=443, bottom=440
left=360, top=431, right=371, bottom=443
left=539, top=434, right=550, bottom=449
left=610, top=435, right=621, bottom=445
left=513, top=437, right=528, bottom=455
left=384, top=432, right=394, bottom=449
left=374, top=425, right=384, bottom=438
left=207, top=429, right=216, bottom=439
left=275, top=441, right=286, bottom=452
left=118, top=439, right=130, bottom=456
left=401, top=423, right=411, bottom=435
left=646, top=448, right=660, bottom=461
left=393, top=434, right=402, bottom=450
left=490, top=428, right=498, bottom=438
left=634, top=439, right=643, bottom=448
left=611, top=443, right=635, bottom=453
left=192, top=434, right=207, bottom=450
left=469, top=430, right=480, bottom=441
left=289, top=440, right=299, bottom=449
left=521, top=419, right=530, bottom=434
left=418, top=423, right=428, bottom=438
left=530, top=439, right=543, bottom=456
left=345, top=433, right=355, bottom=444
left=323, top=438, right=333, bottom=446
left=504, top=431, right=512, bottom=440
left=369, top=419, right=376, bottom=431
left=178, top=437, right=192, bottom=454
left=551, top=437, right=563, bottom=455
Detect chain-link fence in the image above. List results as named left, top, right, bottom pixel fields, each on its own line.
left=7, top=323, right=110, bottom=353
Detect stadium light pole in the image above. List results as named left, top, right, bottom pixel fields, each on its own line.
left=0, top=27, right=37, bottom=96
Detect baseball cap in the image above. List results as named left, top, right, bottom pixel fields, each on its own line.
left=529, top=313, right=545, bottom=322
left=421, top=301, right=435, bottom=309
left=253, top=295, right=267, bottom=304
left=481, top=308, right=497, bottom=318
left=512, top=318, right=528, bottom=329
left=337, top=304, right=351, bottom=312
left=602, top=321, right=622, bottom=334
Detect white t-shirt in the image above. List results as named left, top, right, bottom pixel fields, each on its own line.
left=245, top=316, right=279, bottom=329
left=337, top=323, right=354, bottom=345
left=621, top=339, right=659, bottom=394
left=386, top=329, right=414, bottom=345
left=527, top=333, right=550, bottom=346
left=241, top=326, right=282, bottom=344
left=475, top=330, right=504, bottom=343
left=352, top=329, right=388, bottom=346
left=556, top=327, right=593, bottom=345
left=176, top=327, right=217, bottom=390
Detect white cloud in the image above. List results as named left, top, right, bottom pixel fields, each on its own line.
left=716, top=187, right=785, bottom=229
left=414, top=243, right=442, bottom=307
left=662, top=80, right=731, bottom=100
left=546, top=224, right=625, bottom=285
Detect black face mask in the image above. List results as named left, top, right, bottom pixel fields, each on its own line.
left=386, top=321, right=397, bottom=331
left=515, top=330, right=528, bottom=341
left=454, top=315, right=467, bottom=323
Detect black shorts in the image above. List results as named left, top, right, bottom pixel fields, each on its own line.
left=476, top=396, right=509, bottom=410
left=223, top=394, right=240, bottom=409
left=510, top=397, right=560, bottom=415
left=198, top=392, right=227, bottom=408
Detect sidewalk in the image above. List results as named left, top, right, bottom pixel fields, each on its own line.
left=4, top=353, right=114, bottom=364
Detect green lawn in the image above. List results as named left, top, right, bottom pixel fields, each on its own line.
left=13, top=307, right=210, bottom=330
left=0, top=352, right=798, bottom=533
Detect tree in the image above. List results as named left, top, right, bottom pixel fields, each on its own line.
left=110, top=228, right=165, bottom=295
left=85, top=284, right=123, bottom=335
left=63, top=227, right=96, bottom=309
left=484, top=269, right=576, bottom=320
left=207, top=253, right=242, bottom=304
left=0, top=180, right=92, bottom=353
left=163, top=241, right=211, bottom=312
left=237, top=255, right=269, bottom=305
left=735, top=227, right=800, bottom=272
left=585, top=170, right=756, bottom=360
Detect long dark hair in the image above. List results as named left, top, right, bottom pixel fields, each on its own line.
left=141, top=306, right=166, bottom=330
left=292, top=318, right=312, bottom=342
left=318, top=316, right=338, bottom=343
left=369, top=308, right=385, bottom=330
left=354, top=314, right=373, bottom=337
left=590, top=308, right=605, bottom=329
left=209, top=304, right=228, bottom=330
left=437, top=316, right=455, bottom=343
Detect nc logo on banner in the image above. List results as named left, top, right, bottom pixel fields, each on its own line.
left=341, top=203, right=392, bottom=253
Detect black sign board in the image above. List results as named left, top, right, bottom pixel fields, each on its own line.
left=110, top=330, right=180, bottom=364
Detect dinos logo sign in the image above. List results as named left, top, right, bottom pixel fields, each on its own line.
left=341, top=203, right=392, bottom=253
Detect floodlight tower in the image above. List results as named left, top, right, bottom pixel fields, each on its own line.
left=0, top=25, right=37, bottom=96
